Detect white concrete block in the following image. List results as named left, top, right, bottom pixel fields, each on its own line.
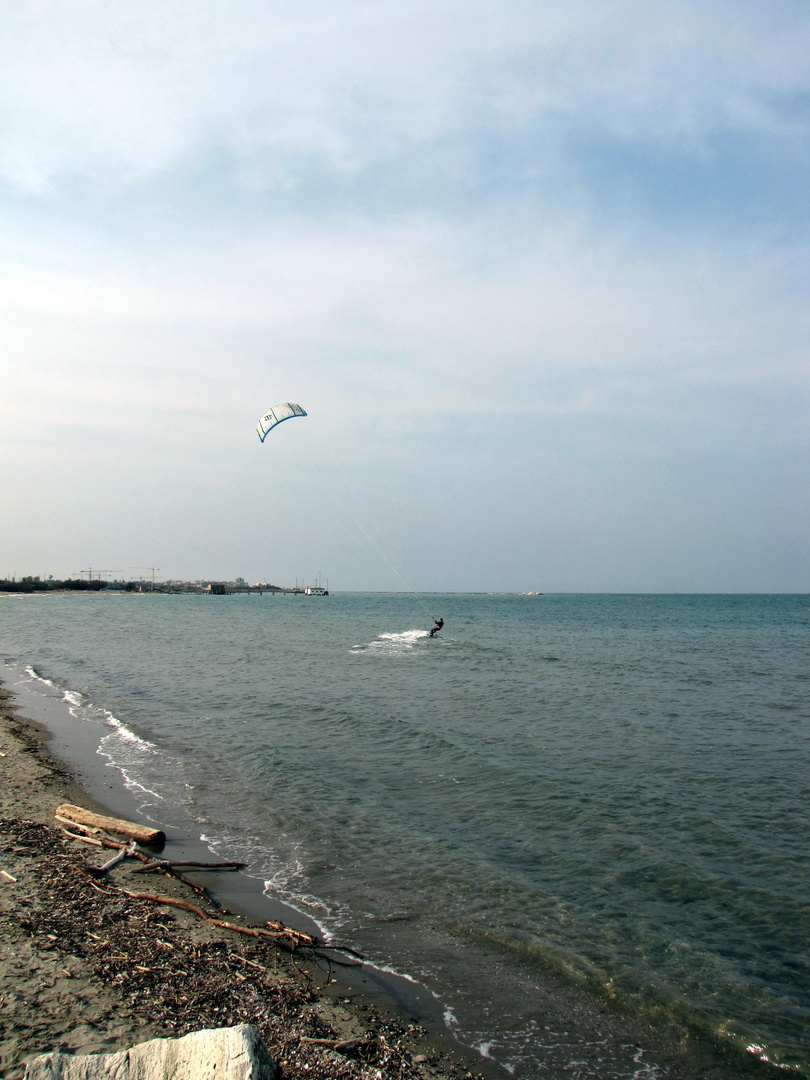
left=24, top=1024, right=277, bottom=1080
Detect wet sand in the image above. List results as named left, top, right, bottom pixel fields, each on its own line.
left=0, top=680, right=485, bottom=1080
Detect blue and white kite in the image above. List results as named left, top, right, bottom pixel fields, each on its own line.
left=256, top=403, right=307, bottom=442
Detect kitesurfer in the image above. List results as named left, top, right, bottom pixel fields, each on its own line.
left=429, top=618, right=444, bottom=637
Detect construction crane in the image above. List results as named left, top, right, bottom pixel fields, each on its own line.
left=78, top=568, right=120, bottom=581
left=131, top=566, right=161, bottom=589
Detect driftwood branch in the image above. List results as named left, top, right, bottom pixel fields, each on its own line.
left=172, top=861, right=247, bottom=869
left=151, top=864, right=222, bottom=908
left=86, top=840, right=137, bottom=877
left=57, top=826, right=104, bottom=846
left=72, top=868, right=363, bottom=965
left=132, top=860, right=247, bottom=873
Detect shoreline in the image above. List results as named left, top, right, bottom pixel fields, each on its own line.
left=0, top=675, right=487, bottom=1080
left=0, top=661, right=469, bottom=1043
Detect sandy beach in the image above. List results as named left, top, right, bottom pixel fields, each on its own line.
left=0, top=679, right=483, bottom=1080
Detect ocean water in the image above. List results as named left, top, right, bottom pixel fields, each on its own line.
left=1, top=591, right=808, bottom=1078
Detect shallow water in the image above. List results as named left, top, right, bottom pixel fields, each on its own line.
left=1, top=592, right=808, bottom=1077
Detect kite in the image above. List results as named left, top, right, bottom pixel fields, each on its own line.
left=257, top=403, right=307, bottom=442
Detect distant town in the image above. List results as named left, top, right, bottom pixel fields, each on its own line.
left=0, top=575, right=328, bottom=596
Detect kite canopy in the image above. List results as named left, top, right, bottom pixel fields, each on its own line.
left=257, top=403, right=307, bottom=442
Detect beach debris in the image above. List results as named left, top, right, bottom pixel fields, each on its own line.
left=1, top=868, right=18, bottom=881
left=52, top=806, right=364, bottom=974
left=55, top=803, right=166, bottom=845
left=23, top=1022, right=278, bottom=1080
left=75, top=868, right=363, bottom=966
left=54, top=813, right=233, bottom=907
left=6, top=818, right=443, bottom=1080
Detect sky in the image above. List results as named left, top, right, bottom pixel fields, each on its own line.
left=1, top=0, right=808, bottom=592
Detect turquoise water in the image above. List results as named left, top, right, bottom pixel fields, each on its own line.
left=1, top=592, right=808, bottom=1077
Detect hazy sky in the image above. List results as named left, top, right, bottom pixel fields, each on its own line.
left=2, top=1, right=808, bottom=591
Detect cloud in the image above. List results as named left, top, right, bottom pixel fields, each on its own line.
left=2, top=0, right=808, bottom=201
left=3, top=202, right=805, bottom=430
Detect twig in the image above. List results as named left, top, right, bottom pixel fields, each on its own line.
left=266, top=920, right=319, bottom=945
left=301, top=1037, right=366, bottom=1053
left=231, top=954, right=268, bottom=973
left=288, top=948, right=311, bottom=987
left=159, top=865, right=222, bottom=908
left=308, top=942, right=365, bottom=960
left=57, top=826, right=103, bottom=847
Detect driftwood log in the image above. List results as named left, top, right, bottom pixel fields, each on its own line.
left=55, top=818, right=245, bottom=872
left=55, top=803, right=166, bottom=845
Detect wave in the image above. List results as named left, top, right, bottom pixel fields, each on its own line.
left=24, top=664, right=55, bottom=688
left=352, top=629, right=430, bottom=652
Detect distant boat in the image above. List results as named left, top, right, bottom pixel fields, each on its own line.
left=304, top=586, right=329, bottom=596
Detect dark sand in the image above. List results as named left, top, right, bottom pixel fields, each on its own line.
left=0, top=680, right=484, bottom=1080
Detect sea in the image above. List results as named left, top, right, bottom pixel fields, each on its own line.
left=0, top=591, right=807, bottom=1079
